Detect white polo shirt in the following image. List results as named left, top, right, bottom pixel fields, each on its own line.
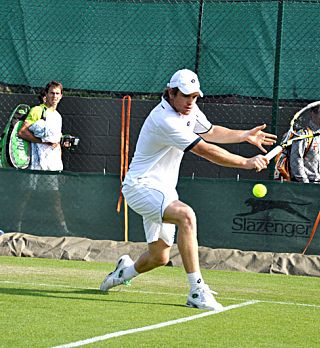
left=27, top=107, right=63, bottom=171
left=123, top=98, right=212, bottom=190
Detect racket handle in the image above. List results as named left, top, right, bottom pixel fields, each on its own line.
left=265, top=145, right=283, bottom=161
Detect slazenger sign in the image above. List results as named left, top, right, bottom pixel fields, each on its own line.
left=232, top=198, right=312, bottom=238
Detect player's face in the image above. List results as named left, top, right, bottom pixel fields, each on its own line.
left=46, top=86, right=62, bottom=109
left=170, top=90, right=199, bottom=115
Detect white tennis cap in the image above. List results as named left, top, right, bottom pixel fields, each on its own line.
left=167, top=69, right=203, bottom=97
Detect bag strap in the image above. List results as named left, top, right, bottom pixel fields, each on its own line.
left=40, top=104, right=47, bottom=120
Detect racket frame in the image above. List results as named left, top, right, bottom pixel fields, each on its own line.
left=265, top=101, right=320, bottom=161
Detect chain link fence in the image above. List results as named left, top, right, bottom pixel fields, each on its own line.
left=1, top=0, right=320, bottom=239
left=1, top=0, right=320, bottom=175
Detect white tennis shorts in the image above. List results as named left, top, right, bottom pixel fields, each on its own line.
left=122, top=183, right=178, bottom=246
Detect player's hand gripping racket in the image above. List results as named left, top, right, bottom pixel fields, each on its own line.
left=265, top=101, right=320, bottom=161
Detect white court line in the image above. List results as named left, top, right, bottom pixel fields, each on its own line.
left=224, top=296, right=320, bottom=308
left=0, top=280, right=94, bottom=290
left=51, top=300, right=258, bottom=348
left=1, top=280, right=320, bottom=308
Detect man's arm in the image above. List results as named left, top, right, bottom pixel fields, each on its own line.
left=190, top=139, right=269, bottom=172
left=18, top=122, right=59, bottom=147
left=18, top=122, right=42, bottom=143
left=200, top=124, right=277, bottom=153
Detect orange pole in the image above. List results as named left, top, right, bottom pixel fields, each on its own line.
left=302, top=211, right=320, bottom=255
left=116, top=96, right=129, bottom=212
left=116, top=96, right=131, bottom=242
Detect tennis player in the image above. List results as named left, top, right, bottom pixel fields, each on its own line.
left=100, top=69, right=277, bottom=310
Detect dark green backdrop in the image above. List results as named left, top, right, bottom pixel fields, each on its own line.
left=0, top=168, right=319, bottom=255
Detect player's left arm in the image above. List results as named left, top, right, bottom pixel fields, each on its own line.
left=201, top=124, right=277, bottom=153
left=190, top=139, right=269, bottom=172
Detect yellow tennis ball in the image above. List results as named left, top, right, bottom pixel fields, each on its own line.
left=252, top=183, right=267, bottom=198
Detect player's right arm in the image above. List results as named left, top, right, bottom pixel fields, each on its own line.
left=18, top=123, right=59, bottom=147
left=190, top=139, right=269, bottom=172
left=18, top=106, right=42, bottom=143
left=18, top=106, right=55, bottom=145
left=18, top=121, right=42, bottom=143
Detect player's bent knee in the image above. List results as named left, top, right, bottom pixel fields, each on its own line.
left=179, top=206, right=197, bottom=227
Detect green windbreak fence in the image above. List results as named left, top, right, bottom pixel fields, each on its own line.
left=0, top=168, right=319, bottom=255
left=1, top=1, right=320, bottom=255
left=1, top=0, right=319, bottom=99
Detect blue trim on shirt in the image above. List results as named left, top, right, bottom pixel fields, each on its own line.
left=184, top=137, right=201, bottom=152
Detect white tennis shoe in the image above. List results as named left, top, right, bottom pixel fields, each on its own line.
left=100, top=254, right=134, bottom=292
left=186, top=284, right=224, bottom=311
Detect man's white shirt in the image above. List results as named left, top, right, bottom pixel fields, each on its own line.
left=30, top=109, right=63, bottom=171
left=123, top=98, right=212, bottom=190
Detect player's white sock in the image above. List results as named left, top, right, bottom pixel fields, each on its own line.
left=123, top=264, right=139, bottom=280
left=187, top=271, right=204, bottom=289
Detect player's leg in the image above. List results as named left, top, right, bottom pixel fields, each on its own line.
left=134, top=238, right=171, bottom=273
left=163, top=200, right=223, bottom=311
left=99, top=239, right=171, bottom=292
left=100, top=184, right=174, bottom=292
left=53, top=191, right=70, bottom=234
left=163, top=200, right=199, bottom=274
left=100, top=217, right=174, bottom=292
left=17, top=190, right=32, bottom=232
left=49, top=175, right=70, bottom=235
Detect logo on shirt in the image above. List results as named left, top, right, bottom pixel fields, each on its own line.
left=187, top=121, right=191, bottom=126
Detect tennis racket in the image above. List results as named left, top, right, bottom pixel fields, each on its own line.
left=265, top=101, right=320, bottom=161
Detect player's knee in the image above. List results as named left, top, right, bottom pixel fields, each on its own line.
left=179, top=206, right=197, bottom=227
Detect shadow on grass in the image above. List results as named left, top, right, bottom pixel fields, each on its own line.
left=0, top=286, right=186, bottom=308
